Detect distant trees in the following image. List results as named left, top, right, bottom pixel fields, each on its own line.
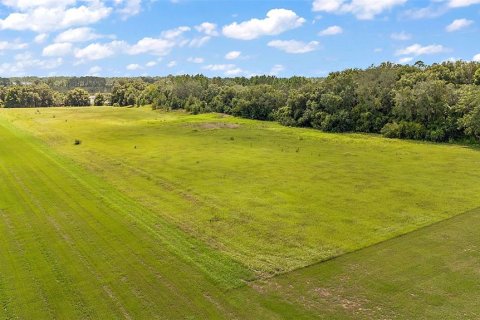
left=1, top=60, right=480, bottom=143
left=94, top=93, right=109, bottom=106
left=65, top=88, right=90, bottom=106
left=1, top=84, right=57, bottom=108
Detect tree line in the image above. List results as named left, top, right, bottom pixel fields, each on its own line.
left=1, top=60, right=480, bottom=143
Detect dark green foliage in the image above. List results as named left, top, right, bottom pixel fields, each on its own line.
left=65, top=88, right=90, bottom=106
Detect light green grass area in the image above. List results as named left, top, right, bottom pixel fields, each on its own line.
left=254, top=207, right=480, bottom=319
left=0, top=115, right=315, bottom=319
left=2, top=106, right=480, bottom=277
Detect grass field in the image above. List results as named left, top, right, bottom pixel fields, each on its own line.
left=1, top=106, right=479, bottom=318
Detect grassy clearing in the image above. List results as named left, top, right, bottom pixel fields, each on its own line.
left=254, top=206, right=480, bottom=319
left=0, top=116, right=321, bottom=319
left=2, top=106, right=480, bottom=277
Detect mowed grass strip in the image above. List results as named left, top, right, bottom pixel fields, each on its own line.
left=0, top=118, right=289, bottom=319
left=252, top=206, right=480, bottom=319
left=2, top=107, right=480, bottom=277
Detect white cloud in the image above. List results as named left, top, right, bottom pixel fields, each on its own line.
left=115, top=0, right=142, bottom=19
left=222, top=9, right=305, bottom=40
left=0, top=52, right=63, bottom=76
left=312, top=0, right=407, bottom=20
left=312, top=0, right=344, bottom=12
left=146, top=61, right=157, bottom=67
left=195, top=22, right=218, bottom=36
left=473, top=53, right=480, bottom=62
left=42, top=42, right=72, bottom=56
left=188, top=36, right=211, bottom=48
left=88, top=65, right=102, bottom=75
left=187, top=57, right=204, bottom=63
left=0, top=40, right=28, bottom=50
left=390, top=31, right=411, bottom=41
left=167, top=60, right=177, bottom=67
left=161, top=26, right=191, bottom=39
left=74, top=40, right=126, bottom=61
left=225, top=51, right=241, bottom=60
left=55, top=27, right=103, bottom=43
left=34, top=33, right=49, bottom=43
left=445, top=18, right=473, bottom=32
left=0, top=3, right=112, bottom=32
left=268, top=40, right=319, bottom=54
left=203, top=63, right=244, bottom=76
left=447, top=0, right=480, bottom=8
left=126, top=63, right=141, bottom=70
left=270, top=64, right=285, bottom=75
left=128, top=37, right=176, bottom=56
left=396, top=43, right=448, bottom=56
left=398, top=57, right=413, bottom=64
left=318, top=25, right=343, bottom=36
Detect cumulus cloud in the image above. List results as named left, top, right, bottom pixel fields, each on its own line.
left=128, top=37, right=175, bottom=56
left=390, top=31, right=411, bottom=41
left=268, top=40, right=319, bottom=54
left=473, top=53, right=480, bottom=62
left=54, top=27, right=105, bottom=43
left=0, top=40, right=28, bottom=51
left=203, top=64, right=243, bottom=76
left=74, top=40, right=127, bottom=61
left=34, top=33, right=49, bottom=43
left=167, top=60, right=177, bottom=67
left=318, top=25, right=343, bottom=36
left=312, top=0, right=407, bottom=20
left=126, top=63, right=141, bottom=70
left=0, top=2, right=112, bottom=32
left=145, top=61, right=157, bottom=67
left=447, top=0, right=480, bottom=7
left=0, top=52, right=63, bottom=76
left=222, top=9, right=306, bottom=40
left=396, top=43, right=448, bottom=56
left=225, top=51, right=241, bottom=60
left=445, top=19, right=473, bottom=32
left=195, top=22, right=219, bottom=36
left=42, top=42, right=72, bottom=56
left=115, top=0, right=142, bottom=19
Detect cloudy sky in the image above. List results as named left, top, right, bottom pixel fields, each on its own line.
left=0, top=0, right=479, bottom=77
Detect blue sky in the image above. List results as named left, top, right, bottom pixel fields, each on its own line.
left=0, top=0, right=479, bottom=77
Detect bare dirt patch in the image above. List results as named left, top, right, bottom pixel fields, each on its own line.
left=193, top=122, right=240, bottom=130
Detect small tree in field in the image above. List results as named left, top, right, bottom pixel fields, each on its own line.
left=65, top=88, right=90, bottom=107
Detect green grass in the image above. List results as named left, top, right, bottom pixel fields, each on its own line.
left=1, top=106, right=480, bottom=318
left=253, top=207, right=480, bottom=319
left=0, top=115, right=318, bottom=319
left=3, top=106, right=480, bottom=277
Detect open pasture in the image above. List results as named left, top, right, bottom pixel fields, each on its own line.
left=2, top=106, right=480, bottom=277
left=1, top=106, right=480, bottom=319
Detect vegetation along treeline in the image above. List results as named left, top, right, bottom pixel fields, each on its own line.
left=1, top=60, right=480, bottom=143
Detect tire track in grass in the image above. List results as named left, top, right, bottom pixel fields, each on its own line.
left=26, top=152, right=199, bottom=318
left=0, top=210, right=16, bottom=320
left=0, top=165, right=56, bottom=319
left=2, top=131, right=158, bottom=318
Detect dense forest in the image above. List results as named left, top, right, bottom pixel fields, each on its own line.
left=1, top=61, right=480, bottom=143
